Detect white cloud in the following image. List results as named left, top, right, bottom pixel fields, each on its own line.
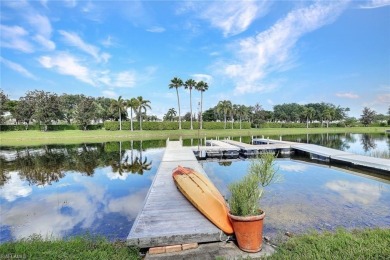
left=27, top=13, right=52, bottom=38
left=102, top=90, right=117, bottom=98
left=280, top=164, right=308, bottom=172
left=146, top=26, right=166, bottom=33
left=33, top=34, right=55, bottom=51
left=0, top=172, right=32, bottom=202
left=27, top=13, right=55, bottom=51
left=101, top=35, right=115, bottom=47
left=59, top=30, right=110, bottom=63
left=336, top=92, right=359, bottom=99
left=112, top=71, right=136, bottom=87
left=360, top=0, right=390, bottom=8
left=325, top=180, right=382, bottom=204
left=38, top=52, right=95, bottom=86
left=200, top=0, right=268, bottom=37
left=64, top=0, right=77, bottom=8
left=0, top=24, right=34, bottom=53
left=375, top=93, right=390, bottom=104
left=222, top=2, right=349, bottom=95
left=0, top=56, right=37, bottom=79
left=40, top=0, right=48, bottom=8
left=191, top=73, right=213, bottom=84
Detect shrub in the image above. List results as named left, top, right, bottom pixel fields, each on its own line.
left=0, top=124, right=103, bottom=131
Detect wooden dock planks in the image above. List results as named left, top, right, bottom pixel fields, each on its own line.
left=127, top=141, right=227, bottom=248
left=222, top=139, right=290, bottom=150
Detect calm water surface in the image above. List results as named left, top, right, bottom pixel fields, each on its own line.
left=203, top=159, right=390, bottom=239
left=0, top=141, right=164, bottom=243
left=0, top=133, right=389, bottom=243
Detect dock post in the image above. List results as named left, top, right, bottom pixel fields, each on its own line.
left=280, top=136, right=282, bottom=141
left=262, top=135, right=264, bottom=139
left=267, top=137, right=269, bottom=145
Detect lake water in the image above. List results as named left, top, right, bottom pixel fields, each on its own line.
left=0, top=134, right=389, bottom=243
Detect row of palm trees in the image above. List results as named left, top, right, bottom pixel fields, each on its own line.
left=169, top=77, right=209, bottom=130
left=110, top=96, right=151, bottom=131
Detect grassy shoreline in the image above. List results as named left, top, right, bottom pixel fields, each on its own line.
left=1, top=228, right=388, bottom=259
left=0, top=127, right=388, bottom=146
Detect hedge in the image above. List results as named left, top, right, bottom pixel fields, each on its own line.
left=0, top=124, right=104, bottom=131
left=103, top=121, right=252, bottom=131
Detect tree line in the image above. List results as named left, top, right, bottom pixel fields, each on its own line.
left=0, top=89, right=153, bottom=131
left=1, top=87, right=389, bottom=131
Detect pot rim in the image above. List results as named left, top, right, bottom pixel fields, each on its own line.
left=228, top=210, right=265, bottom=221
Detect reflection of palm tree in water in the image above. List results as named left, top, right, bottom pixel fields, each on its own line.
left=361, top=134, right=377, bottom=152
left=130, top=156, right=152, bottom=175
left=218, top=161, right=232, bottom=166
left=111, top=140, right=152, bottom=176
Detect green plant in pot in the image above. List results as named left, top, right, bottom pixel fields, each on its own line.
left=228, top=152, right=279, bottom=253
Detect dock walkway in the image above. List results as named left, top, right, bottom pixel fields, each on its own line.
left=127, top=140, right=227, bottom=248
left=291, top=143, right=390, bottom=171
left=253, top=138, right=390, bottom=172
left=222, top=139, right=290, bottom=150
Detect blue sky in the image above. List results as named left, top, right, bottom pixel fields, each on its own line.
left=1, top=0, right=389, bottom=118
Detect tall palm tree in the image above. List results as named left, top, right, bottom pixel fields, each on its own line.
left=136, top=96, right=151, bottom=130
left=235, top=105, right=247, bottom=130
left=195, top=81, right=209, bottom=130
left=216, top=100, right=232, bottom=129
left=169, top=77, right=183, bottom=129
left=231, top=104, right=237, bottom=129
left=184, top=79, right=197, bottom=130
left=110, top=96, right=126, bottom=130
left=128, top=98, right=139, bottom=131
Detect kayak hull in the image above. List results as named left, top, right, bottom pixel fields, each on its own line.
left=172, top=165, right=233, bottom=234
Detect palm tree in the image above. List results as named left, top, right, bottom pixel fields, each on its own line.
left=184, top=79, right=197, bottom=130
left=165, top=108, right=177, bottom=121
left=128, top=98, right=139, bottom=131
left=195, top=81, right=209, bottom=130
left=231, top=104, right=237, bottom=129
left=136, top=96, right=151, bottom=130
left=216, top=100, right=232, bottom=129
left=110, top=96, right=127, bottom=130
left=169, top=77, right=183, bottom=129
left=236, top=105, right=247, bottom=129
left=322, top=107, right=334, bottom=128
left=302, top=106, right=316, bottom=128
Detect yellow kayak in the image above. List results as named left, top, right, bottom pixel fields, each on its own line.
left=172, top=165, right=233, bottom=234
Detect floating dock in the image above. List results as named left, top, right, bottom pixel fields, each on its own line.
left=253, top=138, right=390, bottom=172
left=127, top=140, right=227, bottom=248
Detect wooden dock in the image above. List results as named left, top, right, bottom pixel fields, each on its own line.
left=253, top=138, right=390, bottom=172
left=221, top=139, right=291, bottom=153
left=127, top=140, right=227, bottom=248
left=291, top=143, right=390, bottom=171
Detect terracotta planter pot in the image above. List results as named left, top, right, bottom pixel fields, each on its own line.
left=228, top=210, right=265, bottom=253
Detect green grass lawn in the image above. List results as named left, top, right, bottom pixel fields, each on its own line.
left=1, top=228, right=388, bottom=259
left=1, top=127, right=388, bottom=146
left=268, top=228, right=390, bottom=259
left=0, top=235, right=140, bottom=260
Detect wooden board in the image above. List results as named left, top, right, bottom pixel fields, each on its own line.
left=172, top=166, right=233, bottom=234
